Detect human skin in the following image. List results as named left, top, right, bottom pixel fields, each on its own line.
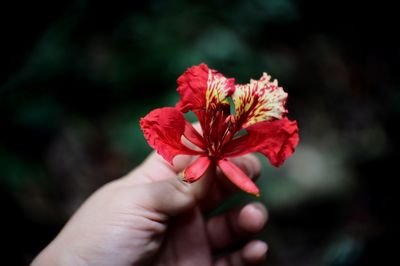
left=32, top=152, right=268, bottom=266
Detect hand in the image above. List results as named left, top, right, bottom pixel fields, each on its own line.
left=32, top=152, right=268, bottom=266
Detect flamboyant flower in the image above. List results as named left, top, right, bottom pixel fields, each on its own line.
left=140, top=63, right=299, bottom=196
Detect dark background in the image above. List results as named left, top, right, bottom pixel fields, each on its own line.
left=1, top=0, right=399, bottom=265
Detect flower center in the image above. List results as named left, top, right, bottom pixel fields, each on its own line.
left=202, top=108, right=235, bottom=158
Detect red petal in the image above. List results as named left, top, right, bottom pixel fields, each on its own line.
left=140, top=107, right=202, bottom=164
left=183, top=156, right=211, bottom=182
left=184, top=120, right=206, bottom=150
left=176, top=63, right=209, bottom=113
left=223, top=118, right=299, bottom=167
left=217, top=159, right=260, bottom=196
left=176, top=63, right=235, bottom=113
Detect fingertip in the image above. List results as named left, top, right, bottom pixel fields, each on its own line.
left=142, top=177, right=197, bottom=217
left=250, top=202, right=269, bottom=223
left=213, top=240, right=268, bottom=266
left=242, top=240, right=268, bottom=264
left=239, top=202, right=268, bottom=233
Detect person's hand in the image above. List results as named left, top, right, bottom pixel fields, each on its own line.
left=32, top=152, right=268, bottom=266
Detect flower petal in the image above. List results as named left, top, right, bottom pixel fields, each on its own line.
left=217, top=159, right=260, bottom=196
left=205, top=67, right=235, bottom=110
left=176, top=64, right=209, bottom=112
left=183, top=120, right=206, bottom=150
left=233, top=73, right=287, bottom=128
left=140, top=107, right=202, bottom=164
left=176, top=63, right=234, bottom=113
left=183, top=156, right=211, bottom=182
left=223, top=118, right=299, bottom=167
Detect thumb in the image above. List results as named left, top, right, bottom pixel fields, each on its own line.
left=133, top=166, right=215, bottom=217
left=135, top=178, right=196, bottom=217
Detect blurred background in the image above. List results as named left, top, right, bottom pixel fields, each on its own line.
left=1, top=0, right=398, bottom=265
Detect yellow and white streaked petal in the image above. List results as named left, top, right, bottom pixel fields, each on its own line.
left=233, top=73, right=287, bottom=128
left=206, top=70, right=234, bottom=110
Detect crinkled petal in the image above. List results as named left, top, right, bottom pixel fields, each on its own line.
left=218, top=159, right=260, bottom=196
left=140, top=107, right=202, bottom=164
left=183, top=156, right=211, bottom=182
left=233, top=73, right=287, bottom=129
left=223, top=118, right=299, bottom=167
left=176, top=64, right=208, bottom=112
left=176, top=63, right=234, bottom=113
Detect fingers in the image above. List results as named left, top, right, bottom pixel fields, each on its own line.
left=133, top=177, right=196, bottom=216
left=206, top=203, right=268, bottom=251
left=214, top=240, right=268, bottom=266
left=131, top=165, right=225, bottom=217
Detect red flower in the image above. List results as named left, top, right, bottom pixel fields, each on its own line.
left=140, top=63, right=299, bottom=196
